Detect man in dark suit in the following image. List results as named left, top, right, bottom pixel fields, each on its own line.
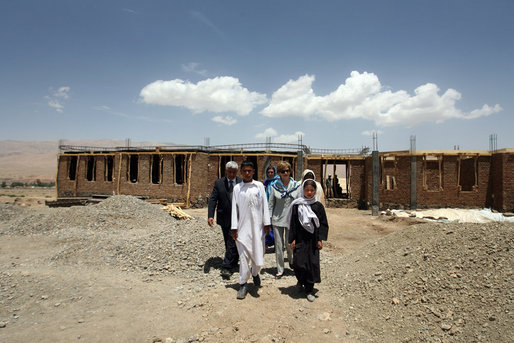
left=208, top=161, right=242, bottom=278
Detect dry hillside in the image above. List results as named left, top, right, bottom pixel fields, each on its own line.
left=0, top=140, right=169, bottom=183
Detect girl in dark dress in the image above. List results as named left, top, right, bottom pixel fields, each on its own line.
left=287, top=179, right=329, bottom=302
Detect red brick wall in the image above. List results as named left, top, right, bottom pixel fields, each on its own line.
left=304, top=159, right=323, bottom=183
left=350, top=159, right=367, bottom=206
left=58, top=152, right=212, bottom=206
left=503, top=154, right=514, bottom=211
left=491, top=153, right=514, bottom=211
left=57, top=151, right=514, bottom=211
left=379, top=156, right=411, bottom=208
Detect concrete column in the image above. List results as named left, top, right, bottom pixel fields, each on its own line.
left=372, top=151, right=379, bottom=216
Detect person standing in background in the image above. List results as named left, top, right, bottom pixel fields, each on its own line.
left=325, top=174, right=333, bottom=198
left=263, top=165, right=279, bottom=248
left=300, top=169, right=325, bottom=206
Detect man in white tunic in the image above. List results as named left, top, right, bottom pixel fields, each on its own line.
left=231, top=160, right=271, bottom=299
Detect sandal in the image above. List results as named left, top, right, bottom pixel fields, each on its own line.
left=275, top=273, right=283, bottom=279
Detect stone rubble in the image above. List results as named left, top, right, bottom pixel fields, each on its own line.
left=323, top=221, right=513, bottom=342
left=1, top=195, right=513, bottom=342
left=1, top=195, right=226, bottom=281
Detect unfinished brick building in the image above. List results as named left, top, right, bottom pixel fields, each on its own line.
left=55, top=143, right=514, bottom=212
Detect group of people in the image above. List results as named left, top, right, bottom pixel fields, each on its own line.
left=208, top=160, right=329, bottom=301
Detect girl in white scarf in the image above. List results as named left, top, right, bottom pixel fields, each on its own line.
left=286, top=179, right=319, bottom=234
left=287, top=179, right=329, bottom=302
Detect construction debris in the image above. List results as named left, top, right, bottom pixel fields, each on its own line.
left=162, top=203, right=195, bottom=220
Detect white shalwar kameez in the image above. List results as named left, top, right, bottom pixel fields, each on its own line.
left=231, top=179, right=271, bottom=285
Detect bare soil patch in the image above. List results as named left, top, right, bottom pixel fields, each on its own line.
left=0, top=187, right=55, bottom=207
left=1, top=196, right=512, bottom=342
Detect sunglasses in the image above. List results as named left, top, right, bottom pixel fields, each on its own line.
left=279, top=170, right=290, bottom=174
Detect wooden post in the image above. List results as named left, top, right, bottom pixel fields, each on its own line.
left=116, top=153, right=123, bottom=195
left=54, top=154, right=59, bottom=200
left=438, top=156, right=443, bottom=191
left=347, top=162, right=352, bottom=199
left=185, top=154, right=193, bottom=208
left=457, top=155, right=461, bottom=192
left=74, top=155, right=80, bottom=197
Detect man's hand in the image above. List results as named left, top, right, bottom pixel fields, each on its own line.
left=290, top=240, right=296, bottom=250
left=231, top=229, right=238, bottom=241
left=264, top=225, right=271, bottom=235
left=208, top=218, right=214, bottom=227
left=317, top=240, right=323, bottom=250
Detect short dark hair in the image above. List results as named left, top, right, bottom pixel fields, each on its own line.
left=241, top=160, right=255, bottom=169
left=303, top=179, right=317, bottom=189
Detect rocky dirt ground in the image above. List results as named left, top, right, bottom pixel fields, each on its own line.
left=0, top=189, right=512, bottom=342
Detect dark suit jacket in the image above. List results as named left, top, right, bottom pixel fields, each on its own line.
left=208, top=176, right=242, bottom=228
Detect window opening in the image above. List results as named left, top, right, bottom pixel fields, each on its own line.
left=129, top=155, right=138, bottom=183
left=86, top=156, right=96, bottom=181
left=459, top=157, right=476, bottom=191
left=68, top=156, right=77, bottom=180
left=105, top=156, right=114, bottom=182
left=151, top=154, right=163, bottom=184
left=219, top=156, right=232, bottom=178
left=322, top=160, right=348, bottom=198
left=423, top=155, right=442, bottom=191
left=175, top=155, right=186, bottom=184
left=381, top=156, right=397, bottom=191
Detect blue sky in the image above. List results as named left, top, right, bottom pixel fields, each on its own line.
left=1, top=0, right=512, bottom=151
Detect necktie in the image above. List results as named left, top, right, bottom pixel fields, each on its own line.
left=229, top=180, right=234, bottom=192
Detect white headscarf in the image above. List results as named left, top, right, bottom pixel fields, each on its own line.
left=286, top=179, right=319, bottom=234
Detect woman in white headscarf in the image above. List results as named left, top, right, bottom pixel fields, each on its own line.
left=287, top=179, right=329, bottom=302
left=300, top=169, right=325, bottom=206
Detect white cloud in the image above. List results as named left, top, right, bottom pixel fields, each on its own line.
left=93, top=105, right=129, bottom=118
left=190, top=11, right=225, bottom=38
left=255, top=128, right=278, bottom=140
left=139, top=76, right=267, bottom=115
left=182, top=62, right=207, bottom=76
left=54, top=86, right=70, bottom=99
left=261, top=71, right=502, bottom=127
left=47, top=99, right=64, bottom=113
left=362, top=130, right=383, bottom=136
left=212, top=115, right=237, bottom=126
left=255, top=128, right=304, bottom=144
left=93, top=104, right=174, bottom=123
left=92, top=105, right=111, bottom=111
left=46, top=86, right=70, bottom=113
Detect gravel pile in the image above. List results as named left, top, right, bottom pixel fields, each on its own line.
left=0, top=195, right=225, bottom=279
left=2, top=198, right=513, bottom=341
left=323, top=221, right=513, bottom=342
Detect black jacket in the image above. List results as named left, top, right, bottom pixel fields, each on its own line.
left=208, top=176, right=242, bottom=228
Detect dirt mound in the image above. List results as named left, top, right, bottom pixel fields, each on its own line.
left=2, top=200, right=512, bottom=342
left=324, top=222, right=514, bottom=342
left=0, top=196, right=225, bottom=278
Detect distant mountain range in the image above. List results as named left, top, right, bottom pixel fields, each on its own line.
left=0, top=140, right=169, bottom=182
